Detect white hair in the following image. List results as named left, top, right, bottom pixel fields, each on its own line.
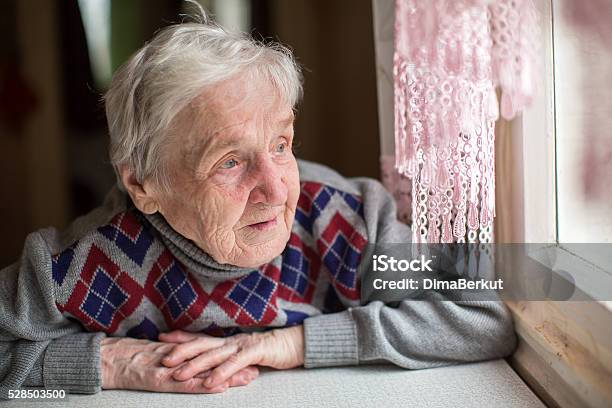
left=104, top=14, right=303, bottom=191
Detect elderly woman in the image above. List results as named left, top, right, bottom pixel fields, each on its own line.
left=0, top=17, right=516, bottom=397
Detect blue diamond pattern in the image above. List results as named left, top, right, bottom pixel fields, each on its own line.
left=98, top=219, right=153, bottom=266
left=81, top=267, right=127, bottom=327
left=127, top=317, right=160, bottom=340
left=323, top=234, right=359, bottom=289
left=281, top=246, right=311, bottom=297
left=229, top=271, right=276, bottom=321
left=244, top=296, right=266, bottom=319
left=295, top=186, right=331, bottom=233
left=284, top=309, right=309, bottom=325
left=154, top=262, right=196, bottom=320
left=295, top=185, right=362, bottom=233
left=52, top=245, right=75, bottom=285
left=314, top=187, right=333, bottom=211
left=323, top=285, right=343, bottom=313
left=340, top=191, right=363, bottom=215
left=229, top=285, right=250, bottom=305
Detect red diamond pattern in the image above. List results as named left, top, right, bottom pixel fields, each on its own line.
left=143, top=249, right=209, bottom=330
left=55, top=180, right=368, bottom=337
left=60, top=244, right=144, bottom=332
left=208, top=263, right=280, bottom=326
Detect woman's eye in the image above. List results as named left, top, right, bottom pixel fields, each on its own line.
left=220, top=158, right=238, bottom=169
left=275, top=142, right=288, bottom=153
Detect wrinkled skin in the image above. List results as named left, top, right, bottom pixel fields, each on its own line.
left=107, top=74, right=305, bottom=393
left=124, top=73, right=301, bottom=268
left=100, top=337, right=260, bottom=393
left=101, top=326, right=304, bottom=393
left=158, top=326, right=304, bottom=388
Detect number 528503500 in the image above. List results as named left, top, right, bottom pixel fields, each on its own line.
left=8, top=389, right=66, bottom=400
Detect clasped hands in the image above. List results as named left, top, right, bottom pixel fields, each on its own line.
left=101, top=325, right=304, bottom=393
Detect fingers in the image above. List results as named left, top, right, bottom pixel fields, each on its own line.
left=193, top=366, right=258, bottom=387
left=160, top=373, right=255, bottom=393
left=158, top=330, right=200, bottom=343
left=202, top=382, right=230, bottom=393
left=204, top=346, right=260, bottom=388
left=162, top=377, right=230, bottom=394
left=162, top=336, right=226, bottom=367
left=172, top=343, right=241, bottom=381
left=194, top=370, right=213, bottom=379
left=143, top=367, right=231, bottom=394
left=227, top=366, right=259, bottom=387
left=153, top=343, right=175, bottom=354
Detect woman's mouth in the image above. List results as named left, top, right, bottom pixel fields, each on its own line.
left=247, top=216, right=278, bottom=231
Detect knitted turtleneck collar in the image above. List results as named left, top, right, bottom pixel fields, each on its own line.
left=144, top=212, right=259, bottom=281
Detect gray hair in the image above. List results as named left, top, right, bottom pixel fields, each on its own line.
left=104, top=15, right=303, bottom=191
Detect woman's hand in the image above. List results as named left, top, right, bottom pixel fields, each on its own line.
left=100, top=337, right=259, bottom=393
left=158, top=325, right=305, bottom=388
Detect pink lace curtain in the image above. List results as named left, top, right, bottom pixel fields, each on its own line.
left=386, top=0, right=539, bottom=243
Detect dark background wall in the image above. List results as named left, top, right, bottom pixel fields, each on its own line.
left=0, top=0, right=380, bottom=266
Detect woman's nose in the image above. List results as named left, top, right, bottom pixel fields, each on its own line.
left=248, top=157, right=288, bottom=206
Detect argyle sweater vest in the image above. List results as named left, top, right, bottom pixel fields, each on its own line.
left=50, top=181, right=368, bottom=340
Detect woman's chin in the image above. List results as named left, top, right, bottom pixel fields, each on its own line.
left=231, top=233, right=290, bottom=268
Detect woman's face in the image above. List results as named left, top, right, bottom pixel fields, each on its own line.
left=151, top=76, right=300, bottom=268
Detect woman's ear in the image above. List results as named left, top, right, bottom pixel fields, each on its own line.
left=118, top=165, right=160, bottom=214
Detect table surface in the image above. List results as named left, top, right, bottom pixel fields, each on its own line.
left=5, top=359, right=544, bottom=408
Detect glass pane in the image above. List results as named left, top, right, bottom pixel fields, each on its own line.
left=553, top=0, right=612, bottom=275
left=553, top=0, right=612, bottom=244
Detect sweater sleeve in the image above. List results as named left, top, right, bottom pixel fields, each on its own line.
left=303, top=177, right=517, bottom=368
left=0, top=232, right=105, bottom=399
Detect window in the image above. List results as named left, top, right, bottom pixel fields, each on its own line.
left=498, top=0, right=612, bottom=301
left=498, top=1, right=612, bottom=406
